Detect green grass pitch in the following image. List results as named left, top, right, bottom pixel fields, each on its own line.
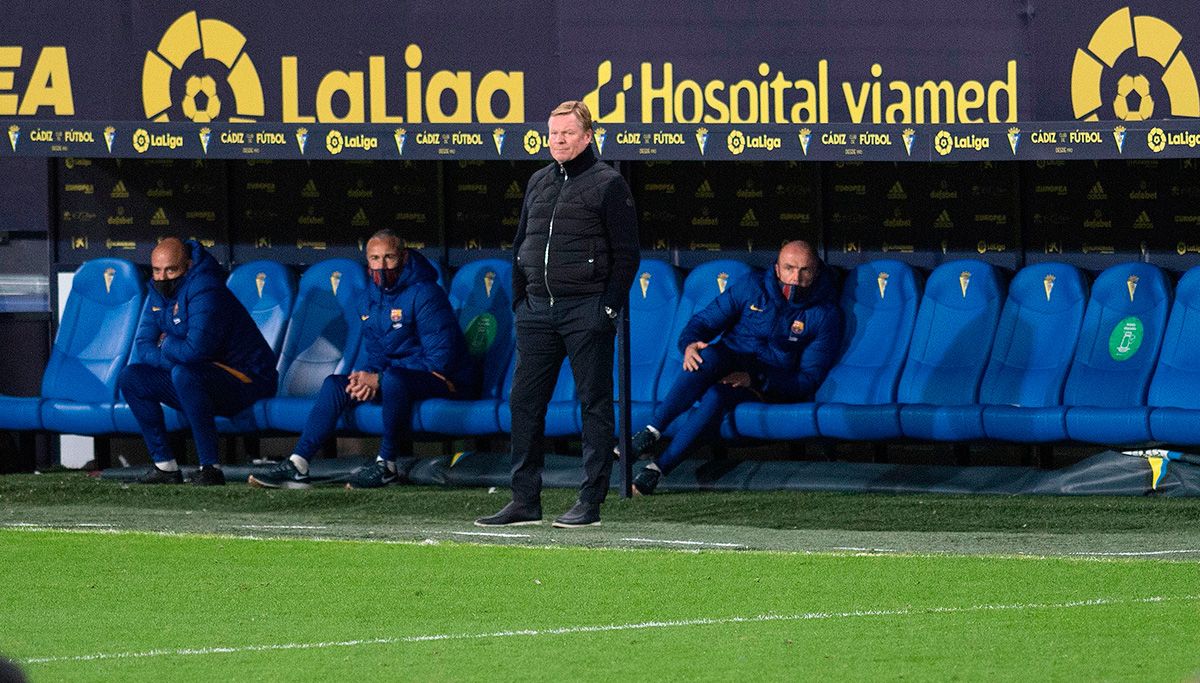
left=1, top=474, right=1199, bottom=680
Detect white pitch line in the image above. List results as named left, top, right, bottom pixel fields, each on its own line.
left=1068, top=549, right=1200, bottom=557
left=20, top=594, right=1196, bottom=666
left=832, top=546, right=898, bottom=553
left=620, top=537, right=746, bottom=548
left=1, top=522, right=114, bottom=529
left=237, top=525, right=328, bottom=530
left=446, top=531, right=532, bottom=539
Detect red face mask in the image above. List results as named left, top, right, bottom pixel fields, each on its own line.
left=370, top=266, right=402, bottom=290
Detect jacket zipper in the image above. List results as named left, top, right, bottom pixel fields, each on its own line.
left=544, top=166, right=568, bottom=306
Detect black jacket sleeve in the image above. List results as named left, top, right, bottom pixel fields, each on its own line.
left=511, top=193, right=530, bottom=312
left=600, top=176, right=640, bottom=313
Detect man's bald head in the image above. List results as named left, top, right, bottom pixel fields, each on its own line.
left=775, top=240, right=820, bottom=289
left=151, top=237, right=190, bottom=282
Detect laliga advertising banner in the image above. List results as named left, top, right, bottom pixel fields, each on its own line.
left=0, top=1, right=1198, bottom=160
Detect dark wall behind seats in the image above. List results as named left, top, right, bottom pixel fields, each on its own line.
left=16, top=156, right=1200, bottom=280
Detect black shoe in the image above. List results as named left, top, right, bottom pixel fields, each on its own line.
left=474, top=501, right=543, bottom=527
left=136, top=465, right=183, bottom=485
left=191, top=466, right=226, bottom=486
left=345, top=459, right=399, bottom=489
left=613, top=426, right=662, bottom=460
left=248, top=459, right=311, bottom=489
left=632, top=466, right=661, bottom=496
left=552, top=500, right=601, bottom=528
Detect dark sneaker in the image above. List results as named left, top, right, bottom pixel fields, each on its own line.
left=474, top=501, right=543, bottom=527
left=191, top=466, right=226, bottom=487
left=345, top=459, right=399, bottom=489
left=632, top=466, right=661, bottom=496
left=552, top=500, right=601, bottom=528
left=248, top=460, right=311, bottom=489
left=613, top=426, right=661, bottom=460
left=136, top=465, right=183, bottom=485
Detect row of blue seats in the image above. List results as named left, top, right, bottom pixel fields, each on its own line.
left=3, top=254, right=1200, bottom=450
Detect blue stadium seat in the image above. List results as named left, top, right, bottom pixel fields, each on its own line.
left=610, top=259, right=682, bottom=432
left=1149, top=266, right=1200, bottom=444
left=215, top=260, right=296, bottom=433
left=980, top=263, right=1089, bottom=442
left=225, top=260, right=296, bottom=355
left=819, top=260, right=1002, bottom=441
left=350, top=258, right=516, bottom=436
left=261, top=259, right=369, bottom=432
left=1061, top=262, right=1171, bottom=445
left=113, top=260, right=300, bottom=435
left=739, top=260, right=920, bottom=440
left=27, top=259, right=144, bottom=435
left=649, top=259, right=755, bottom=439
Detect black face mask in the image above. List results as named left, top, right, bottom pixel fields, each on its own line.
left=370, top=266, right=402, bottom=291
left=153, top=275, right=183, bottom=300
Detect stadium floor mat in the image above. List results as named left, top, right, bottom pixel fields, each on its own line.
left=99, top=449, right=1200, bottom=497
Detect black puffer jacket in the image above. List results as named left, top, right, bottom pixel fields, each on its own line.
left=512, top=146, right=639, bottom=313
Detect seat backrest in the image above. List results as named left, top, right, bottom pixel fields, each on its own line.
left=1062, top=262, right=1171, bottom=407
left=42, top=259, right=144, bottom=402
left=978, top=262, right=1088, bottom=407
left=657, top=259, right=756, bottom=402
left=815, top=259, right=921, bottom=404
left=1149, top=266, right=1200, bottom=408
left=896, top=259, right=1005, bottom=404
left=275, top=258, right=368, bottom=398
left=226, top=260, right=296, bottom=355
left=616, top=259, right=682, bottom=403
left=452, top=258, right=515, bottom=400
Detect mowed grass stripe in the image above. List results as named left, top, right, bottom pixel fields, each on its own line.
left=4, top=530, right=1199, bottom=681
left=22, top=595, right=1199, bottom=665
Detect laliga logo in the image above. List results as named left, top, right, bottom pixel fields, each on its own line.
left=523, top=129, right=543, bottom=154
left=142, top=11, right=265, bottom=122
left=727, top=129, right=746, bottom=155
left=1071, top=7, right=1199, bottom=120
left=933, top=130, right=953, bottom=156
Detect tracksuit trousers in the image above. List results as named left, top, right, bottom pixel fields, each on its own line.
left=292, top=367, right=454, bottom=461
left=120, top=362, right=276, bottom=466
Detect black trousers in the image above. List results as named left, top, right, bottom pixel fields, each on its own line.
left=509, top=294, right=615, bottom=506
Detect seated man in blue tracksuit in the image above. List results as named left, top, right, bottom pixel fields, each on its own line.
left=627, top=240, right=844, bottom=494
left=121, top=238, right=278, bottom=486
left=249, top=229, right=476, bottom=490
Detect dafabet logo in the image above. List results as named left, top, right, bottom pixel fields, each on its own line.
left=1071, top=7, right=1199, bottom=121
left=141, top=11, right=264, bottom=123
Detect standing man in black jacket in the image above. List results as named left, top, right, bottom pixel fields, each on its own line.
left=477, top=100, right=639, bottom=528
